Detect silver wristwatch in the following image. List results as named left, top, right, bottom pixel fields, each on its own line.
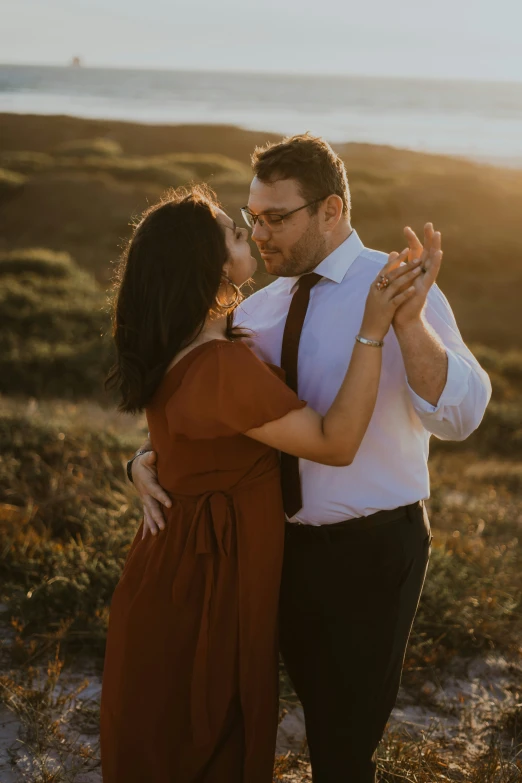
left=126, top=450, right=151, bottom=484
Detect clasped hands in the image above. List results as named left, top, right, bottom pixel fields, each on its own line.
left=393, top=222, right=443, bottom=329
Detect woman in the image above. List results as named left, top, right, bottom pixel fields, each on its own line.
left=100, top=185, right=422, bottom=783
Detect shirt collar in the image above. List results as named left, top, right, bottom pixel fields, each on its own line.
left=288, top=229, right=365, bottom=293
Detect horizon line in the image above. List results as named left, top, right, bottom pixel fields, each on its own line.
left=2, top=61, right=522, bottom=89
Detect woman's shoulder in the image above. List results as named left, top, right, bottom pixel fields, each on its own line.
left=213, top=338, right=260, bottom=360
left=164, top=338, right=242, bottom=376
left=162, top=339, right=263, bottom=394
left=188, top=337, right=261, bottom=364
left=161, top=337, right=303, bottom=439
left=165, top=338, right=287, bottom=404
left=213, top=339, right=286, bottom=379
left=189, top=338, right=272, bottom=380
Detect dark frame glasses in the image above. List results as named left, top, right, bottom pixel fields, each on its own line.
left=240, top=196, right=329, bottom=230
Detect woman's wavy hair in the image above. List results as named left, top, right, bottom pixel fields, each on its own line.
left=105, top=185, right=244, bottom=413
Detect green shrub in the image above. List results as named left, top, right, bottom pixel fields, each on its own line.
left=55, top=154, right=193, bottom=187
left=157, top=153, right=252, bottom=184
left=0, top=247, right=74, bottom=278
left=55, top=152, right=251, bottom=187
left=431, top=401, right=522, bottom=456
left=0, top=248, right=113, bottom=398
left=0, top=150, right=54, bottom=174
left=54, top=151, right=252, bottom=188
left=0, top=167, right=26, bottom=196
left=472, top=345, right=522, bottom=384
left=430, top=345, right=522, bottom=456
left=54, top=137, right=123, bottom=158
left=0, top=407, right=142, bottom=657
left=466, top=402, right=522, bottom=456
left=0, top=148, right=251, bottom=188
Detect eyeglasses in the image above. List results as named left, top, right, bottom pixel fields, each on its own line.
left=240, top=196, right=329, bottom=231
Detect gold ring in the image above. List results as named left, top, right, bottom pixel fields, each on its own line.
left=376, top=275, right=390, bottom=291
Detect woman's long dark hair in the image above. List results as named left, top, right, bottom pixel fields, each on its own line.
left=106, top=185, right=243, bottom=413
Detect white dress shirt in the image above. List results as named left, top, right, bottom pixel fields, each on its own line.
left=235, top=230, right=492, bottom=525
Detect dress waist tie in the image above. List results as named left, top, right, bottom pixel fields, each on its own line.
left=168, top=467, right=280, bottom=748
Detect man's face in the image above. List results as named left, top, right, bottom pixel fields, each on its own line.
left=247, top=176, right=328, bottom=277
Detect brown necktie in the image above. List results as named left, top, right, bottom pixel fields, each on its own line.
left=280, top=272, right=322, bottom=517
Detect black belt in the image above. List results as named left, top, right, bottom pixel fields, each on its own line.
left=286, top=501, right=423, bottom=536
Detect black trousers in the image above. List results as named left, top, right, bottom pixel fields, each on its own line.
left=279, top=501, right=432, bottom=783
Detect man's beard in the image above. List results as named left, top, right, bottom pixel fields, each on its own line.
left=265, top=218, right=328, bottom=277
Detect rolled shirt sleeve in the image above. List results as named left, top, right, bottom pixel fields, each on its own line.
left=406, top=286, right=492, bottom=441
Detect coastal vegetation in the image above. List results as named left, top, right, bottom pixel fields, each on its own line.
left=0, top=248, right=112, bottom=398
left=2, top=392, right=522, bottom=781
left=0, top=113, right=521, bottom=781
left=1, top=112, right=522, bottom=348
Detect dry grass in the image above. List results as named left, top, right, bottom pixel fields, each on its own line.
left=0, top=643, right=100, bottom=782
left=0, top=391, right=521, bottom=781
left=0, top=398, right=145, bottom=664
left=273, top=720, right=522, bottom=782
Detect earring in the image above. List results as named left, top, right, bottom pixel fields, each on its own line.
left=220, top=276, right=241, bottom=309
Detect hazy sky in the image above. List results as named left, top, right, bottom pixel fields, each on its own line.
left=3, top=0, right=522, bottom=82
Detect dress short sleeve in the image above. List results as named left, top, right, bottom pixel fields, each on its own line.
left=165, top=341, right=306, bottom=439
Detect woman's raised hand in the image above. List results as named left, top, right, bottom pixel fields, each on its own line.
left=360, top=250, right=423, bottom=342
left=394, top=225, right=443, bottom=328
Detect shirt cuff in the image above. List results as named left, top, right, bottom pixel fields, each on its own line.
left=407, top=349, right=471, bottom=415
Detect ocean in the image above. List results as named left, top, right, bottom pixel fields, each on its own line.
left=2, top=64, right=522, bottom=166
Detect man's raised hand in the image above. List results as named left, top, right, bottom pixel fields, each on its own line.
left=132, top=450, right=172, bottom=540
left=394, top=222, right=443, bottom=328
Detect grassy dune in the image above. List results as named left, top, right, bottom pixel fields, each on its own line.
left=1, top=113, right=522, bottom=347
left=1, top=114, right=522, bottom=781
left=0, top=248, right=113, bottom=398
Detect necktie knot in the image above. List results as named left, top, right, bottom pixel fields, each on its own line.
left=297, top=272, right=322, bottom=293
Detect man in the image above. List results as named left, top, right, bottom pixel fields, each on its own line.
left=130, top=134, right=491, bottom=781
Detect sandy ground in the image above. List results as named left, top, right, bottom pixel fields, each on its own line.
left=1, top=586, right=520, bottom=783
left=278, top=655, right=522, bottom=757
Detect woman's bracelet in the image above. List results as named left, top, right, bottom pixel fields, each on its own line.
left=126, top=449, right=152, bottom=484
left=355, top=335, right=384, bottom=348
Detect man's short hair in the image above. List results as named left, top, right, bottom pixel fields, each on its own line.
left=251, top=133, right=351, bottom=218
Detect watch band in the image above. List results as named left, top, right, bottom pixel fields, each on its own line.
left=126, top=450, right=151, bottom=484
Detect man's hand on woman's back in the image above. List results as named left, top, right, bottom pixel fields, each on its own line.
left=132, top=451, right=171, bottom=539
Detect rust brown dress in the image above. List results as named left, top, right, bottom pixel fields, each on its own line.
left=100, top=339, right=306, bottom=783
